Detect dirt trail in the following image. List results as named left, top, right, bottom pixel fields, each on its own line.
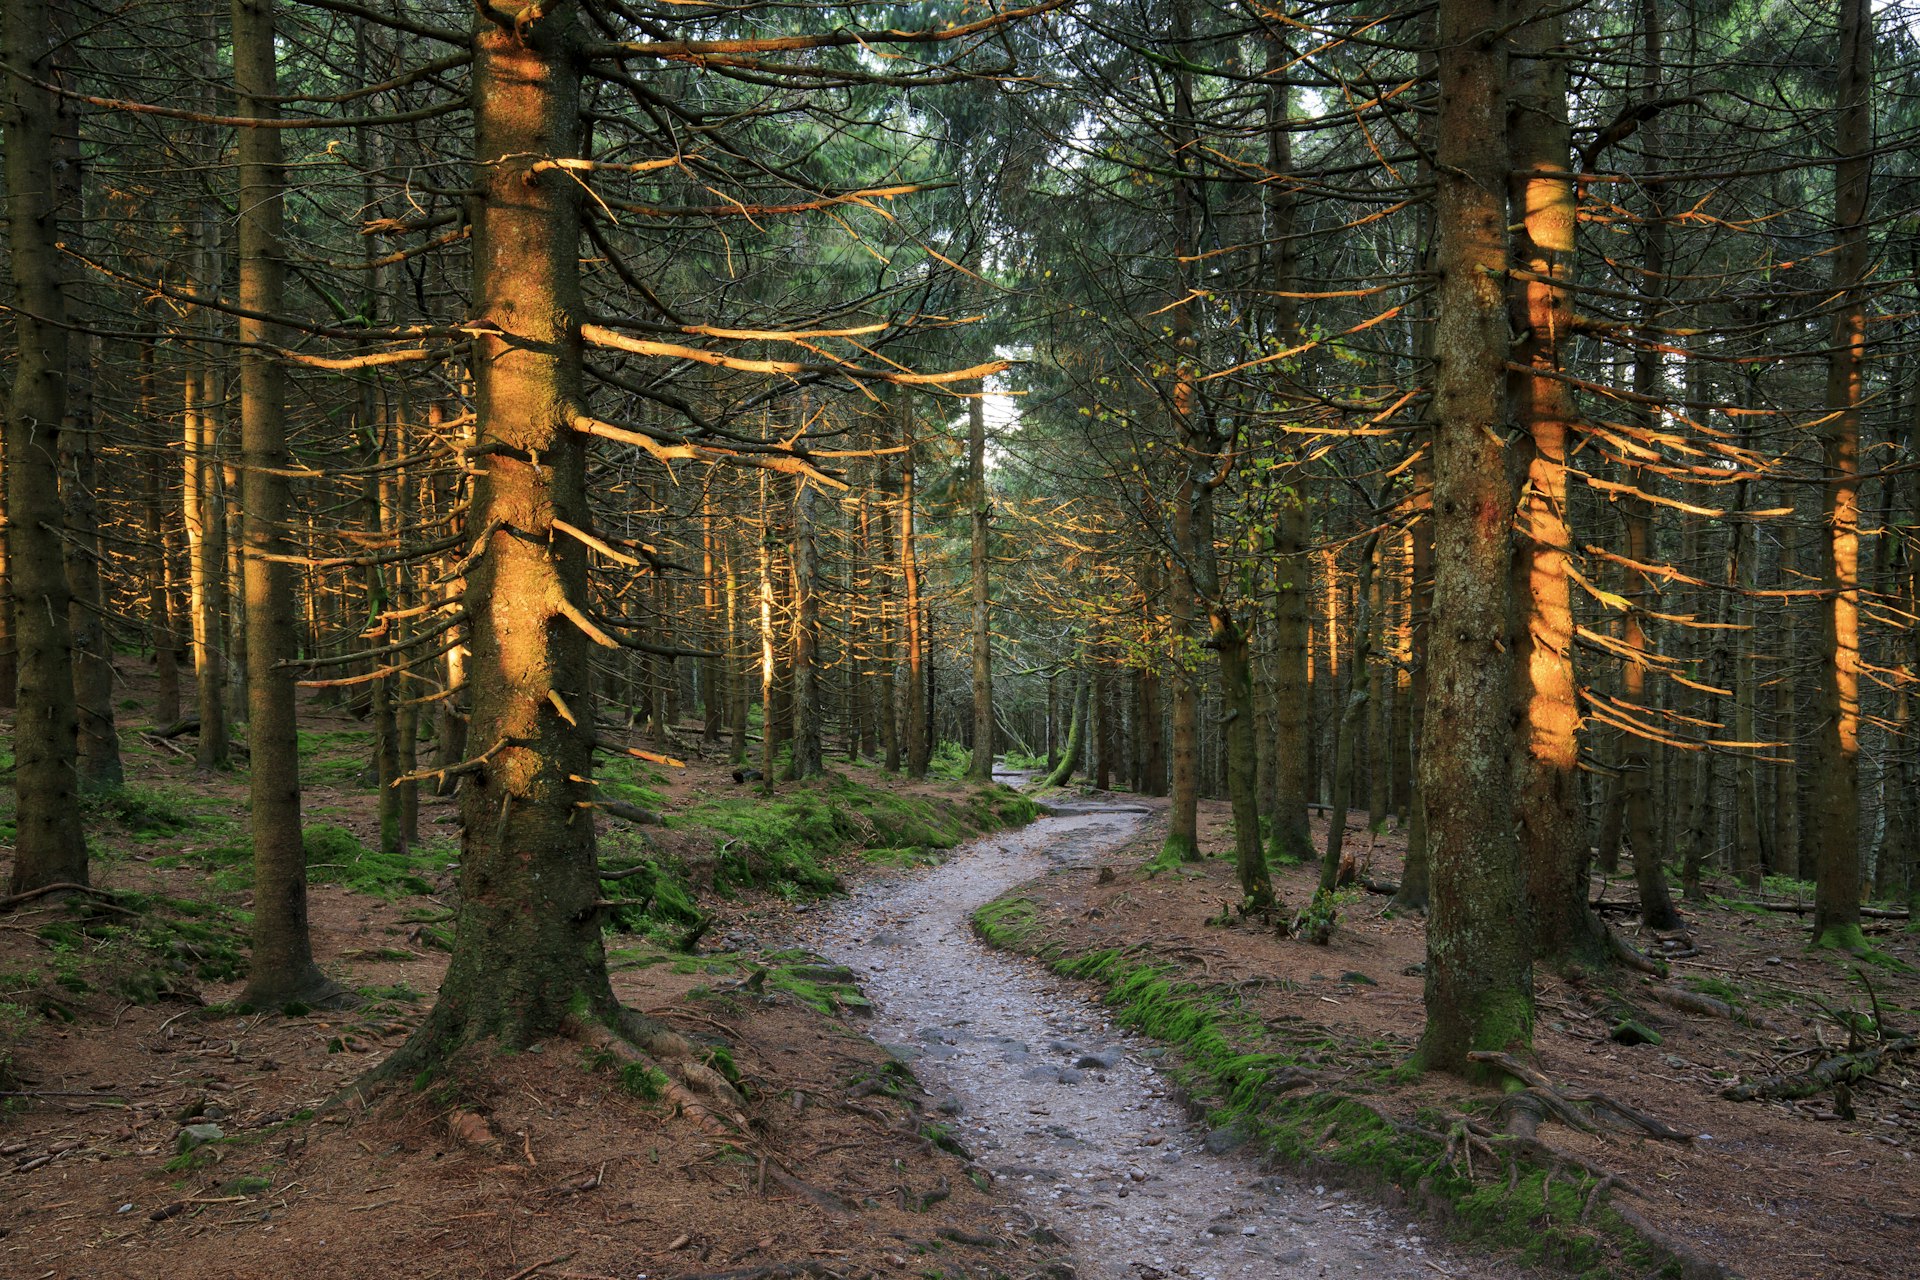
left=790, top=796, right=1515, bottom=1280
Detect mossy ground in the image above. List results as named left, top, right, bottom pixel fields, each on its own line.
left=974, top=893, right=1681, bottom=1277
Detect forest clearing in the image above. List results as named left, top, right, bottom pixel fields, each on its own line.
left=5, top=0, right=1920, bottom=1276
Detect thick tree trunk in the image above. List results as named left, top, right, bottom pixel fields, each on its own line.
left=1811, top=0, right=1871, bottom=951
left=4, top=0, right=89, bottom=893
left=390, top=0, right=618, bottom=1065
left=232, top=0, right=338, bottom=1007
left=1418, top=0, right=1532, bottom=1077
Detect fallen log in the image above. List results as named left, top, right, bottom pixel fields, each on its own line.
left=1722, top=1034, right=1917, bottom=1102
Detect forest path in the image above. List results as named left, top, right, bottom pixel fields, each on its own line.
left=787, top=794, right=1508, bottom=1280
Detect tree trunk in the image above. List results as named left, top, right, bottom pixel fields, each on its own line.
left=968, top=386, right=996, bottom=781
left=788, top=476, right=822, bottom=781
left=901, top=405, right=929, bottom=779
left=3, top=0, right=89, bottom=893
left=232, top=0, right=339, bottom=1007
left=1624, top=0, right=1684, bottom=935
left=1811, top=0, right=1870, bottom=952
left=389, top=0, right=619, bottom=1065
left=1418, top=0, right=1532, bottom=1077
left=701, top=494, right=724, bottom=742
left=49, top=65, right=119, bottom=792
left=1321, top=535, right=1377, bottom=897
left=141, top=337, right=182, bottom=726
left=1042, top=674, right=1086, bottom=788
left=1508, top=4, right=1603, bottom=964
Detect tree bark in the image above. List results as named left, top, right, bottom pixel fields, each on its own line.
left=3, top=0, right=89, bottom=894
left=968, top=386, right=996, bottom=781
left=1418, top=0, right=1533, bottom=1077
left=1811, top=0, right=1871, bottom=951
left=389, top=0, right=619, bottom=1065
left=1508, top=4, right=1604, bottom=964
left=901, top=404, right=929, bottom=779
left=232, top=0, right=339, bottom=1007
left=788, top=475, right=822, bottom=780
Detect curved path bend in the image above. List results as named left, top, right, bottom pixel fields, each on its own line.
left=787, top=793, right=1513, bottom=1280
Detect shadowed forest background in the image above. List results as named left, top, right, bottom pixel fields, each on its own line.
left=2, top=0, right=1919, bottom=1277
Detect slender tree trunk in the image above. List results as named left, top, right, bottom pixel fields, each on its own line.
left=1812, top=0, right=1871, bottom=951
left=725, top=539, right=747, bottom=761
left=758, top=474, right=777, bottom=792
left=1137, top=553, right=1167, bottom=796
left=968, top=387, right=995, bottom=781
left=4, top=0, right=89, bottom=893
left=788, top=476, right=822, bottom=780
left=1418, top=0, right=1532, bottom=1077
left=1270, top=498, right=1314, bottom=864
left=901, top=406, right=929, bottom=779
left=50, top=67, right=120, bottom=791
left=232, top=0, right=339, bottom=1007
left=1321, top=536, right=1378, bottom=897
left=1621, top=0, right=1685, bottom=935
left=390, top=0, right=619, bottom=1066
left=702, top=495, right=723, bottom=742
left=185, top=285, right=230, bottom=768
left=1042, top=673, right=1087, bottom=788
left=142, top=339, right=182, bottom=726
left=1509, top=4, right=1604, bottom=964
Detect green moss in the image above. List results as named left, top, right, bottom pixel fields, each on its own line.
left=970, top=895, right=1040, bottom=947
left=299, top=826, right=456, bottom=900
left=978, top=905, right=1668, bottom=1275
left=619, top=1062, right=669, bottom=1100
left=1683, top=975, right=1742, bottom=1003
left=82, top=784, right=197, bottom=835
left=862, top=846, right=943, bottom=868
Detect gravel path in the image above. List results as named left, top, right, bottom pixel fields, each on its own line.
left=787, top=798, right=1515, bottom=1280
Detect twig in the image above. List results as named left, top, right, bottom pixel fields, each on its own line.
left=502, top=1255, right=573, bottom=1280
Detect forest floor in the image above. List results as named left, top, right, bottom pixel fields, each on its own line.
left=0, top=669, right=1913, bottom=1280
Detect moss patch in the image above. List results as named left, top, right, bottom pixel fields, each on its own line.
left=974, top=889, right=1683, bottom=1277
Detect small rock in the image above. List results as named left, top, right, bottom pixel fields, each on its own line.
left=1203, top=1126, right=1249, bottom=1155
left=177, top=1124, right=224, bottom=1153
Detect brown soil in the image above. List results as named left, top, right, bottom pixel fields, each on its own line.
left=3, top=673, right=1916, bottom=1280
left=0, top=686, right=1061, bottom=1280
left=1005, top=793, right=1920, bottom=1280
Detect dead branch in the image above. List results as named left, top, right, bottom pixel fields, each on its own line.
left=1722, top=1035, right=1917, bottom=1102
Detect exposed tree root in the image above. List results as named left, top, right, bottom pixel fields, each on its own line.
left=1722, top=1034, right=1917, bottom=1102
left=1646, top=984, right=1790, bottom=1036
left=562, top=1015, right=746, bottom=1137
left=1605, top=925, right=1669, bottom=977
left=1469, top=1051, right=1694, bottom=1141
left=0, top=882, right=126, bottom=914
